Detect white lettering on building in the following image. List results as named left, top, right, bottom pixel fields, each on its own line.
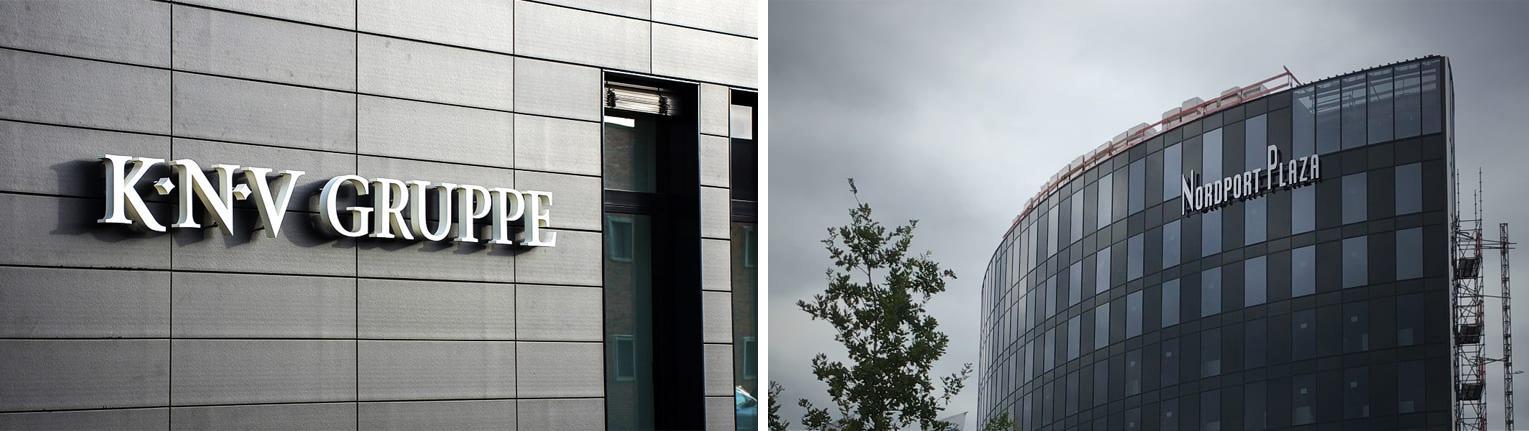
left=1181, top=145, right=1321, bottom=216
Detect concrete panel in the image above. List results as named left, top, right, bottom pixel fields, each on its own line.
left=173, top=272, right=356, bottom=339
left=358, top=341, right=516, bottom=401
left=651, top=24, right=757, bottom=88
left=0, top=121, right=170, bottom=199
left=513, top=58, right=600, bottom=122
left=356, top=156, right=517, bottom=283
left=170, top=137, right=358, bottom=213
left=534, top=0, right=649, bottom=19
left=171, top=207, right=359, bottom=277
left=515, top=285, right=601, bottom=341
left=515, top=229, right=601, bottom=286
left=172, top=403, right=356, bottom=431
left=701, top=186, right=730, bottom=239
left=173, top=7, right=355, bottom=90
left=701, top=238, right=730, bottom=292
left=699, top=83, right=729, bottom=137
left=514, top=1, right=650, bottom=72
left=517, top=398, right=603, bottom=430
left=514, top=114, right=601, bottom=176
left=705, top=396, right=734, bottom=430
left=702, top=290, right=731, bottom=343
left=172, top=340, right=357, bottom=406
left=359, top=0, right=513, bottom=53
left=174, top=72, right=357, bottom=153
left=0, top=193, right=171, bottom=270
left=0, top=408, right=167, bottom=431
left=0, top=267, right=168, bottom=338
left=0, top=48, right=169, bottom=134
left=358, top=95, right=514, bottom=168
left=175, top=0, right=356, bottom=29
left=358, top=35, right=514, bottom=111
left=0, top=340, right=168, bottom=410
left=0, top=0, right=169, bottom=67
left=360, top=399, right=516, bottom=431
left=653, top=0, right=758, bottom=37
left=359, top=279, right=514, bottom=340
left=516, top=342, right=603, bottom=398
left=703, top=344, right=732, bottom=396
left=700, top=134, right=729, bottom=188
left=515, top=170, right=600, bottom=231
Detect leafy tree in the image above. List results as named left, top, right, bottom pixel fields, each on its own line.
left=769, top=381, right=791, bottom=431
left=980, top=411, right=1016, bottom=431
left=795, top=179, right=970, bottom=431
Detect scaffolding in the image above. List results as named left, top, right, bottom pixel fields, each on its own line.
left=1454, top=171, right=1516, bottom=431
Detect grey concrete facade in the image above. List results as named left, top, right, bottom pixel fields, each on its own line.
left=0, top=0, right=757, bottom=429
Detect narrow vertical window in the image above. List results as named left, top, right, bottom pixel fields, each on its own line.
left=1203, top=128, right=1223, bottom=181
left=1342, top=74, right=1368, bottom=149
left=1245, top=381, right=1268, bottom=431
left=1397, top=228, right=1424, bottom=280
left=1394, top=62, right=1422, bottom=139
left=1201, top=390, right=1222, bottom=431
left=1343, top=236, right=1369, bottom=288
left=1126, top=290, right=1143, bottom=338
left=1129, top=159, right=1145, bottom=214
left=1096, top=248, right=1112, bottom=293
left=1344, top=367, right=1371, bottom=418
left=1163, top=143, right=1183, bottom=202
left=1293, top=374, right=1317, bottom=425
left=1162, top=221, right=1181, bottom=269
left=1367, top=67, right=1394, bottom=144
left=1245, top=256, right=1267, bottom=307
left=1202, top=211, right=1222, bottom=257
left=1293, top=309, right=1316, bottom=360
left=1128, top=233, right=1144, bottom=281
left=1097, top=174, right=1114, bottom=230
left=1201, top=329, right=1221, bottom=378
left=1161, top=338, right=1180, bottom=386
left=1162, top=279, right=1181, bottom=328
left=1294, top=86, right=1316, bottom=155
left=1126, top=349, right=1142, bottom=395
left=1094, top=302, right=1110, bottom=350
left=1292, top=245, right=1316, bottom=297
left=1244, top=318, right=1267, bottom=369
left=1315, top=81, right=1342, bottom=154
left=1398, top=360, right=1426, bottom=413
left=1342, top=173, right=1368, bottom=224
left=1395, top=163, right=1422, bottom=215
left=1344, top=302, right=1369, bottom=352
left=1292, top=185, right=1315, bottom=234
left=1201, top=267, right=1222, bottom=318
left=1397, top=293, right=1424, bottom=346
left=1421, top=59, right=1442, bottom=134
left=1067, top=316, right=1080, bottom=360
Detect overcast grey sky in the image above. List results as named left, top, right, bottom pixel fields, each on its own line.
left=768, top=1, right=1529, bottom=430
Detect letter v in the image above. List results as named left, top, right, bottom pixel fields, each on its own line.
left=240, top=167, right=306, bottom=238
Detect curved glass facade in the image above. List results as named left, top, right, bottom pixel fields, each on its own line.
left=978, top=57, right=1454, bottom=431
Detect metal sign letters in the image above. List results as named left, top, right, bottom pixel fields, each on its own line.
left=1181, top=145, right=1320, bottom=216
left=96, top=154, right=556, bottom=247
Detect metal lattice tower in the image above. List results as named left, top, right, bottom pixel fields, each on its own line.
left=1454, top=173, right=1489, bottom=431
left=1498, top=223, right=1515, bottom=431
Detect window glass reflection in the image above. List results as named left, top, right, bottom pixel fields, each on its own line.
left=1343, top=236, right=1369, bottom=288
left=1292, top=186, right=1315, bottom=234
left=1294, top=374, right=1317, bottom=425
left=1367, top=67, right=1394, bottom=144
left=1292, top=245, right=1316, bottom=297
left=1203, top=128, right=1223, bottom=181
left=1202, top=390, right=1221, bottom=431
left=1126, top=349, right=1142, bottom=395
left=1129, top=159, right=1145, bottom=214
left=1127, top=291, right=1143, bottom=338
left=1161, top=338, right=1179, bottom=386
left=1067, top=316, right=1081, bottom=360
left=1396, top=163, right=1422, bottom=215
left=1245, top=198, right=1266, bottom=245
left=1395, top=62, right=1422, bottom=139
left=603, top=115, right=658, bottom=192
left=1293, top=309, right=1316, bottom=360
left=1096, top=248, right=1112, bottom=293
left=1128, top=234, right=1144, bottom=281
left=1397, top=228, right=1424, bottom=280
left=1069, top=262, right=1083, bottom=305
left=1294, top=86, right=1316, bottom=155
left=1202, top=211, right=1221, bottom=257
left=1097, top=175, right=1113, bottom=230
left=1094, top=302, right=1110, bottom=350
left=1399, top=360, right=1426, bottom=413
left=1342, top=74, right=1368, bottom=149
left=1344, top=302, right=1370, bottom=352
left=1162, top=279, right=1181, bottom=328
left=1071, top=193, right=1084, bottom=244
left=1344, top=367, right=1370, bottom=418
left=1245, top=319, right=1267, bottom=369
left=1315, top=81, right=1342, bottom=154
left=1421, top=59, right=1442, bottom=134
left=605, top=214, right=655, bottom=430
left=1201, top=268, right=1221, bottom=318
left=1245, top=381, right=1268, bottom=431
left=1246, top=114, right=1268, bottom=170
left=1397, top=293, right=1424, bottom=346
left=1201, top=329, right=1221, bottom=377
left=1163, top=221, right=1181, bottom=269
left=1164, top=144, right=1183, bottom=202
left=1343, top=173, right=1368, bottom=224
left=1245, top=256, right=1267, bottom=307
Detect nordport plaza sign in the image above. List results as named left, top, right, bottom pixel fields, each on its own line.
left=95, top=154, right=556, bottom=247
left=1181, top=145, right=1320, bottom=216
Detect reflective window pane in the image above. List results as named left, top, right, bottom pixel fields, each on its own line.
left=1396, top=163, right=1422, bottom=215
left=1201, top=268, right=1221, bottom=318
left=1245, top=381, right=1268, bottom=431
left=1367, top=67, right=1394, bottom=144
left=1201, top=329, right=1221, bottom=377
left=1164, top=143, right=1183, bottom=202
left=1293, top=309, right=1316, bottom=360
left=1068, top=316, right=1081, bottom=360
left=1292, top=186, right=1315, bottom=234
left=1202, top=211, right=1221, bottom=257
left=1294, top=374, right=1316, bottom=425
left=1315, top=81, right=1342, bottom=154
left=1293, top=245, right=1316, bottom=297
left=1398, top=293, right=1424, bottom=346
left=1128, top=234, right=1144, bottom=281
left=1203, top=128, right=1223, bottom=181
left=1162, top=279, right=1181, bottom=328
left=1342, top=74, right=1367, bottom=149
left=1343, top=236, right=1369, bottom=288
left=1097, top=174, right=1113, bottom=230
left=1127, top=291, right=1143, bottom=338
left=1161, top=398, right=1179, bottom=431
left=1096, top=248, right=1112, bottom=293
left=1163, top=221, right=1181, bottom=269
left=1344, top=302, right=1370, bottom=352
left=1343, top=173, right=1368, bottom=224
left=1294, top=86, right=1316, bottom=155
left=1245, top=318, right=1267, bottom=369
left=731, top=222, right=759, bottom=418
left=1069, top=262, right=1083, bottom=305
left=1129, top=159, right=1145, bottom=214
left=1345, top=367, right=1371, bottom=418
left=1071, top=192, right=1084, bottom=244
left=1399, top=360, right=1426, bottom=413
left=1395, top=62, right=1422, bottom=139
left=1246, top=114, right=1268, bottom=170
left=1161, top=338, right=1179, bottom=386
left=603, top=115, right=658, bottom=192
left=1245, top=256, right=1267, bottom=307
left=1421, top=59, right=1442, bottom=134
left=1047, top=206, right=1058, bottom=257
left=1245, top=198, right=1266, bottom=245
left=1127, top=349, right=1142, bottom=395
left=1094, top=303, right=1110, bottom=350
left=1397, top=228, right=1424, bottom=280
left=605, top=214, right=655, bottom=429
